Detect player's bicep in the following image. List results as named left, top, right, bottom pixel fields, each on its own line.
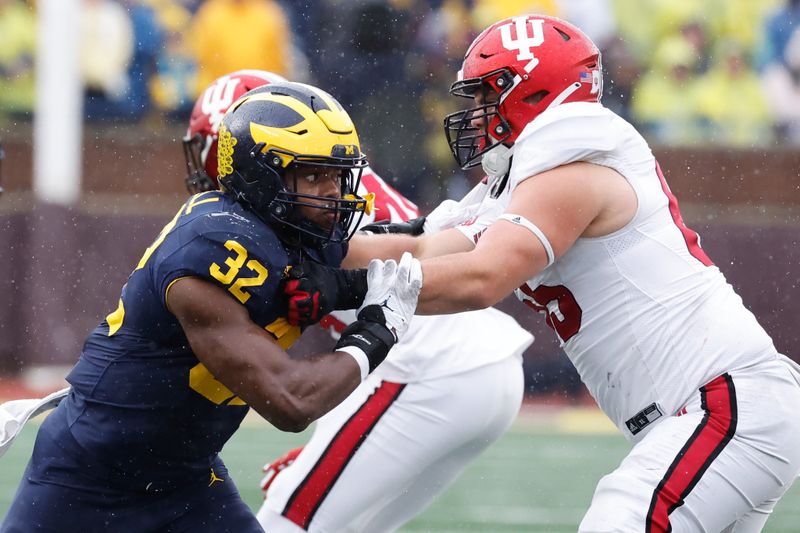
left=463, top=219, right=545, bottom=305
left=167, top=277, right=362, bottom=431
left=506, top=162, right=607, bottom=259
left=461, top=163, right=611, bottom=298
left=167, top=277, right=289, bottom=395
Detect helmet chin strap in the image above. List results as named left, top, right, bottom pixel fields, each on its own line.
left=481, top=142, right=515, bottom=179
left=479, top=81, right=580, bottom=180
left=547, top=82, right=582, bottom=109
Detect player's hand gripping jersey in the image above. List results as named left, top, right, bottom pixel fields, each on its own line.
left=37, top=191, right=346, bottom=492
left=479, top=102, right=777, bottom=440
left=319, top=168, right=533, bottom=382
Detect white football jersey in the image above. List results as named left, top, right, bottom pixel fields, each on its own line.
left=492, top=103, right=777, bottom=440
left=322, top=168, right=533, bottom=383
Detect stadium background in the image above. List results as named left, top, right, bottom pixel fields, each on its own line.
left=1, top=0, right=800, bottom=529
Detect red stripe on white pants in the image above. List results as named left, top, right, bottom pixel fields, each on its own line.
left=282, top=381, right=405, bottom=529
left=646, top=374, right=737, bottom=532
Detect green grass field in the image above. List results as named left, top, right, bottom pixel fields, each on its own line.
left=2, top=413, right=799, bottom=531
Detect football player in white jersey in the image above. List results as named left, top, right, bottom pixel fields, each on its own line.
left=285, top=15, right=800, bottom=532
left=184, top=71, right=533, bottom=532
left=255, top=172, right=531, bottom=533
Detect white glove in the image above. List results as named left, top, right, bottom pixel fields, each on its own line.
left=0, top=387, right=70, bottom=458
left=423, top=177, right=492, bottom=234
left=424, top=199, right=477, bottom=234
left=360, top=252, right=423, bottom=343
left=424, top=167, right=510, bottom=235
left=452, top=190, right=507, bottom=244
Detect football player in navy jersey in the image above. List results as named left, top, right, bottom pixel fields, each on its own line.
left=1, top=82, right=421, bottom=532
left=182, top=72, right=529, bottom=533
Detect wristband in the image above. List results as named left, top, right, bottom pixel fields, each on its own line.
left=334, top=305, right=396, bottom=372
left=337, top=345, right=370, bottom=381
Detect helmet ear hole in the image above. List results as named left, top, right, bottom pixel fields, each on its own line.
left=524, top=90, right=550, bottom=105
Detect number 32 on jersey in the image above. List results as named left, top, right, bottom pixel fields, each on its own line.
left=209, top=240, right=267, bottom=304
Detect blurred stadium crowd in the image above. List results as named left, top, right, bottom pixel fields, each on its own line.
left=1, top=0, right=799, bottom=204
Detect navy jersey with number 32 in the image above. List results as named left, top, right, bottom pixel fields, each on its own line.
left=38, top=191, right=345, bottom=491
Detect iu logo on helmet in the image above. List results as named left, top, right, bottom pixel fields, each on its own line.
left=499, top=17, right=545, bottom=71
left=201, top=76, right=242, bottom=134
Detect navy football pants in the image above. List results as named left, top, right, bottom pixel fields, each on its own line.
left=1, top=460, right=262, bottom=532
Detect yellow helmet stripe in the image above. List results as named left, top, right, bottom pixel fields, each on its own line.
left=238, top=92, right=315, bottom=125
left=262, top=88, right=355, bottom=136
left=233, top=91, right=361, bottom=167
left=297, top=82, right=343, bottom=112
left=296, top=85, right=355, bottom=134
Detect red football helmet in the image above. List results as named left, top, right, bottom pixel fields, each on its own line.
left=182, top=69, right=288, bottom=193
left=444, top=15, right=602, bottom=169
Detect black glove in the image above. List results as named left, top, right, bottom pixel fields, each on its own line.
left=359, top=216, right=426, bottom=236
left=335, top=305, right=396, bottom=372
left=283, top=262, right=368, bottom=326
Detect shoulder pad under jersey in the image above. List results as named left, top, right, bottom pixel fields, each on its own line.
left=509, top=102, right=627, bottom=189
left=152, top=206, right=288, bottom=325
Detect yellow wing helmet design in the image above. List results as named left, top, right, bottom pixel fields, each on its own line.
left=217, top=82, right=371, bottom=247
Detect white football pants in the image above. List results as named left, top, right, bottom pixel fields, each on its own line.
left=256, top=355, right=523, bottom=532
left=579, top=356, right=800, bottom=533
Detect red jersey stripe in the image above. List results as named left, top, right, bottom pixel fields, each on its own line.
left=654, top=162, right=714, bottom=267
left=281, top=381, right=406, bottom=529
left=646, top=374, right=738, bottom=532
